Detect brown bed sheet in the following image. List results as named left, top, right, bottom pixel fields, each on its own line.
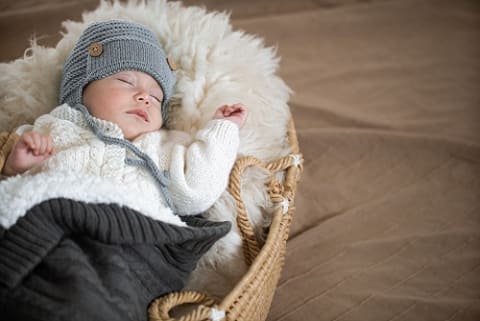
left=1, top=1, right=479, bottom=320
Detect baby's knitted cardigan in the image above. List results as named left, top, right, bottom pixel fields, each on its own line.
left=15, top=104, right=239, bottom=217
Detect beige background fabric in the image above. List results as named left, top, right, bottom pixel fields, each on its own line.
left=1, top=1, right=479, bottom=320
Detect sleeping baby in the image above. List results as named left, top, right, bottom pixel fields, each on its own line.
left=0, top=20, right=247, bottom=225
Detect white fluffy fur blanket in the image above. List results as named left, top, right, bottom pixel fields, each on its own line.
left=0, top=0, right=292, bottom=298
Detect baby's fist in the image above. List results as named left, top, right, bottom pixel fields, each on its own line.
left=213, top=103, right=248, bottom=128
left=2, top=131, right=54, bottom=176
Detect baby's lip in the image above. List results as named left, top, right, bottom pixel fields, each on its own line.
left=127, top=109, right=149, bottom=122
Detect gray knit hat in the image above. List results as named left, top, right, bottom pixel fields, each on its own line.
left=59, top=20, right=176, bottom=120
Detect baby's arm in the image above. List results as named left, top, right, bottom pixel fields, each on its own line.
left=168, top=104, right=247, bottom=215
left=2, top=131, right=55, bottom=176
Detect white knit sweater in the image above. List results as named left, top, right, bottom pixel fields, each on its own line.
left=0, top=104, right=239, bottom=228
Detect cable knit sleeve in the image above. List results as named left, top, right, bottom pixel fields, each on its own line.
left=168, top=119, right=239, bottom=215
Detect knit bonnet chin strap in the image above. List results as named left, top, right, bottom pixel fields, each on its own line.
left=76, top=104, right=176, bottom=212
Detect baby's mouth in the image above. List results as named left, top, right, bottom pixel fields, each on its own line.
left=127, top=109, right=149, bottom=122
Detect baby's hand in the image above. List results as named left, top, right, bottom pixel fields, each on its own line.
left=2, top=131, right=55, bottom=176
left=213, top=103, right=248, bottom=128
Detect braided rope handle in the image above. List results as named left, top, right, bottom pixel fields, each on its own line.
left=227, top=156, right=264, bottom=265
left=228, top=153, right=303, bottom=266
left=149, top=291, right=221, bottom=321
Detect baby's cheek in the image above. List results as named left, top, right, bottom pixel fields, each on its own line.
left=151, top=111, right=163, bottom=130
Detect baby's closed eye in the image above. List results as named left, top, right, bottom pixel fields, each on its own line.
left=117, top=77, right=133, bottom=85
left=115, top=72, right=135, bottom=85
left=149, top=90, right=163, bottom=103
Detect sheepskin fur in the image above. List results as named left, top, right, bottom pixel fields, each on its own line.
left=0, top=0, right=292, bottom=298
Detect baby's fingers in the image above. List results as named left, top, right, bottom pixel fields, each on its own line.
left=36, top=135, right=54, bottom=156
left=31, top=132, right=45, bottom=156
left=231, top=103, right=244, bottom=109
left=22, top=132, right=54, bottom=156
left=214, top=105, right=231, bottom=119
left=45, top=135, right=55, bottom=156
left=22, top=132, right=37, bottom=150
left=230, top=104, right=246, bottom=114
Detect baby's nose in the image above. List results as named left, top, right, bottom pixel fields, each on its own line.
left=135, top=92, right=150, bottom=105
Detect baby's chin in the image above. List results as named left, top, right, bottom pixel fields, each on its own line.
left=123, top=127, right=161, bottom=141
left=124, top=130, right=143, bottom=141
left=121, top=120, right=163, bottom=141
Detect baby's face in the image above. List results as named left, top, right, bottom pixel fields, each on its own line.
left=82, top=70, right=164, bottom=140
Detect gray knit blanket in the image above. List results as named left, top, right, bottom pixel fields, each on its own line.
left=0, top=198, right=230, bottom=321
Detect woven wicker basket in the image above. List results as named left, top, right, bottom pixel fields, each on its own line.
left=149, top=118, right=303, bottom=321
